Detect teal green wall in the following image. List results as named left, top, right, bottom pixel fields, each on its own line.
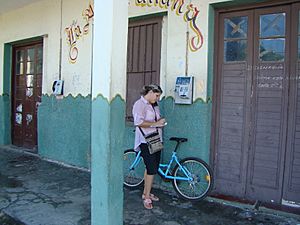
left=0, top=44, right=12, bottom=145
left=38, top=94, right=91, bottom=168
left=123, top=97, right=212, bottom=164
left=0, top=95, right=11, bottom=145
left=123, top=124, right=135, bottom=150
left=162, top=98, right=212, bottom=163
left=91, top=95, right=124, bottom=225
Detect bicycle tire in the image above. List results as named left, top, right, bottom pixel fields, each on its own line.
left=123, top=149, right=145, bottom=188
left=172, top=157, right=213, bottom=201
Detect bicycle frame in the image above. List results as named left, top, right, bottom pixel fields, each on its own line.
left=130, top=146, right=192, bottom=181
left=158, top=151, right=192, bottom=181
left=129, top=151, right=143, bottom=170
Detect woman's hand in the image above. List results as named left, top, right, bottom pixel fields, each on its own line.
left=139, top=119, right=167, bottom=128
left=154, top=118, right=166, bottom=127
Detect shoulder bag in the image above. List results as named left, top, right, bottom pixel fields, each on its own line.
left=138, top=104, right=163, bottom=154
left=139, top=127, right=164, bottom=154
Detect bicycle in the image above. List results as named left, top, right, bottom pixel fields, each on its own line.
left=123, top=137, right=213, bottom=201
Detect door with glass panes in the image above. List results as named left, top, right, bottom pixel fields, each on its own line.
left=12, top=41, right=43, bottom=150
left=213, top=3, right=300, bottom=204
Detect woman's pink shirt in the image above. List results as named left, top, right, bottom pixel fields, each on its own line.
left=132, top=96, right=163, bottom=150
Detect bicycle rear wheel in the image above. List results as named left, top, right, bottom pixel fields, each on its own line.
left=123, top=149, right=145, bottom=188
left=172, top=157, right=213, bottom=201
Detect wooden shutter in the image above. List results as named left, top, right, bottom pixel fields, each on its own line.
left=126, top=17, right=162, bottom=120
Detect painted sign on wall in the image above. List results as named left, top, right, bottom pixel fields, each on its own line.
left=65, top=2, right=94, bottom=63
left=135, top=0, right=203, bottom=52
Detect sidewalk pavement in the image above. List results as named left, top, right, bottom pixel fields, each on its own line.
left=0, top=146, right=299, bottom=225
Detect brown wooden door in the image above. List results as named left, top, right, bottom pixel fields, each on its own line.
left=245, top=5, right=290, bottom=203
left=214, top=2, right=300, bottom=204
left=12, top=41, right=43, bottom=150
left=214, top=10, right=253, bottom=198
left=283, top=2, right=300, bottom=204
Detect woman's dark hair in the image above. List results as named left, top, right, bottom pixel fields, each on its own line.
left=140, top=84, right=163, bottom=96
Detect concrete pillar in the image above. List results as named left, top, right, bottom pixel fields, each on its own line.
left=91, top=1, right=128, bottom=225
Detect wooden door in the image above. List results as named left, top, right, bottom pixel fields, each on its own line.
left=245, top=5, right=290, bottom=203
left=283, top=3, right=300, bottom=204
left=213, top=10, right=253, bottom=198
left=214, top=2, right=300, bottom=204
left=12, top=41, right=43, bottom=149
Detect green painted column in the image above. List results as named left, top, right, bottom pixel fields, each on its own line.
left=0, top=44, right=12, bottom=145
left=91, top=1, right=128, bottom=225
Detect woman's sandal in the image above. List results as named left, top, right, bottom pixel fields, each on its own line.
left=143, top=198, right=153, bottom=210
left=142, top=193, right=159, bottom=202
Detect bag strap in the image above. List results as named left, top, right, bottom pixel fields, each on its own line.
left=138, top=126, right=146, bottom=137
left=151, top=104, right=157, bottom=122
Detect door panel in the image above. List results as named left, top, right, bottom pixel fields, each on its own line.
left=214, top=10, right=253, bottom=197
left=12, top=42, right=43, bottom=149
left=284, top=3, right=300, bottom=203
left=246, top=6, right=290, bottom=203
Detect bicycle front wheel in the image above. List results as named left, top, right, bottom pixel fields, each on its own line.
left=123, top=149, right=145, bottom=188
left=172, top=157, right=213, bottom=201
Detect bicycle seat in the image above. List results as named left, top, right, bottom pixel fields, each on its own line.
left=169, top=137, right=188, bottom=143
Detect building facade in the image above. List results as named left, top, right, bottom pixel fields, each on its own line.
left=0, top=0, right=299, bottom=221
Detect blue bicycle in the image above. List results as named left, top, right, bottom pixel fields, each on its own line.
left=123, top=137, right=213, bottom=201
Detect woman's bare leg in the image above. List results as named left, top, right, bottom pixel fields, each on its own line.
left=143, top=170, right=154, bottom=198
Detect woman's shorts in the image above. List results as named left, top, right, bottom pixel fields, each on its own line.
left=139, top=143, right=161, bottom=175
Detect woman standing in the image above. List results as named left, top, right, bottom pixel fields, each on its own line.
left=132, top=84, right=166, bottom=209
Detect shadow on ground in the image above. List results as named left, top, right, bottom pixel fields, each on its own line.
left=0, top=212, right=25, bottom=225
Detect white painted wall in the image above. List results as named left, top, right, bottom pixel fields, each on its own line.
left=0, top=0, right=93, bottom=97
left=61, top=0, right=93, bottom=96
left=0, top=0, right=230, bottom=99
left=128, top=0, right=228, bottom=100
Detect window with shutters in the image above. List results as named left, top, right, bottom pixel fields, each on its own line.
left=126, top=17, right=162, bottom=121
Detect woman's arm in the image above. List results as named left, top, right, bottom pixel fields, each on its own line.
left=133, top=100, right=166, bottom=128
left=138, top=118, right=166, bottom=128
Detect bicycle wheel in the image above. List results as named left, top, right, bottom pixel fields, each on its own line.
left=123, top=149, right=145, bottom=188
left=172, top=157, right=213, bottom=201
